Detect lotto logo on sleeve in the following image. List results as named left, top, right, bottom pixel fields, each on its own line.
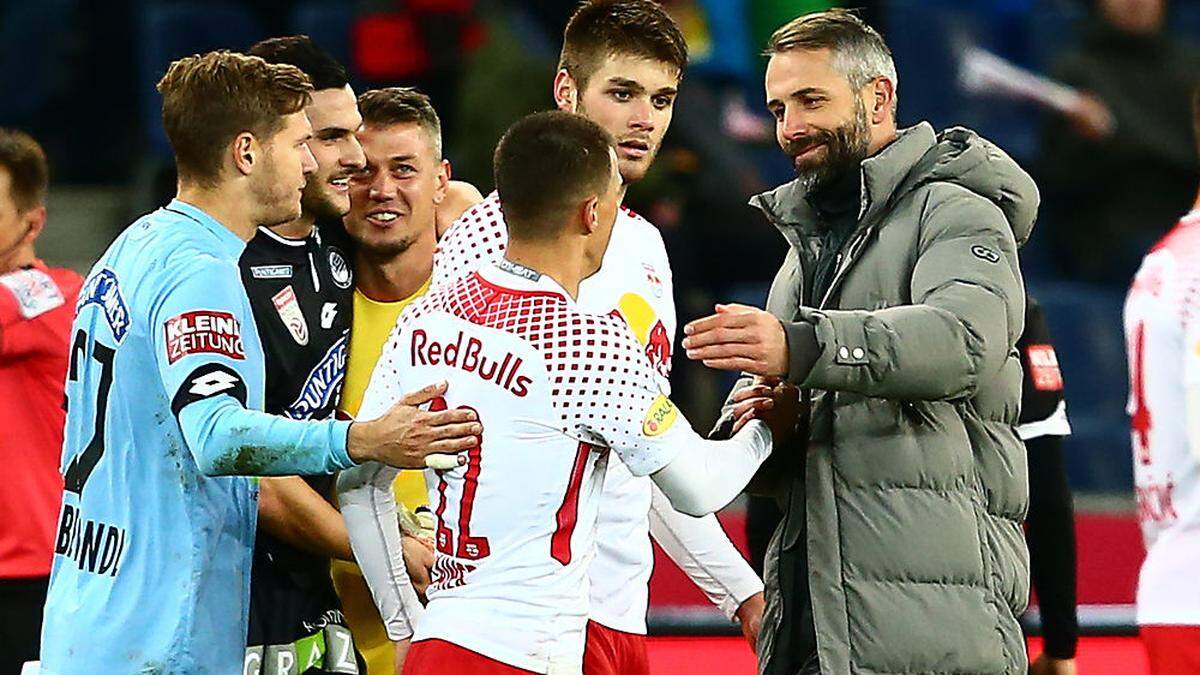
left=164, top=310, right=246, bottom=364
left=1025, top=344, right=1064, bottom=392
left=642, top=394, right=678, bottom=437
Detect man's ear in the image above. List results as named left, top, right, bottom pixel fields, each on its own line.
left=553, top=69, right=578, bottom=113
left=232, top=132, right=258, bottom=176
left=433, top=159, right=451, bottom=205
left=580, top=195, right=600, bottom=234
left=21, top=205, right=46, bottom=244
left=870, top=77, right=895, bottom=125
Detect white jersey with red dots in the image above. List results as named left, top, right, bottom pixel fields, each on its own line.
left=356, top=261, right=700, bottom=673
left=1124, top=210, right=1200, bottom=626
left=433, top=192, right=762, bottom=632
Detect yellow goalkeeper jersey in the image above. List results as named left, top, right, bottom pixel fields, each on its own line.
left=333, top=278, right=431, bottom=675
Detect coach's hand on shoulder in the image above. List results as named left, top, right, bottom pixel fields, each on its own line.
left=347, top=381, right=482, bottom=468
left=683, top=304, right=789, bottom=377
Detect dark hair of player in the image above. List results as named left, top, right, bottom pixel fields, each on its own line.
left=558, top=0, right=688, bottom=90
left=0, top=128, right=49, bottom=211
left=247, top=35, right=350, bottom=91
left=357, top=87, right=443, bottom=160
left=493, top=111, right=615, bottom=241
left=157, top=51, right=312, bottom=187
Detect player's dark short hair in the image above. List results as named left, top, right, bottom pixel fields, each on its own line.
left=0, top=128, right=49, bottom=211
left=357, top=87, right=443, bottom=159
left=494, top=111, right=615, bottom=240
left=558, top=0, right=688, bottom=90
left=157, top=50, right=312, bottom=186
left=247, top=35, right=350, bottom=91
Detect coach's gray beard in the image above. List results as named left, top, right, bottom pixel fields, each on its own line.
left=793, top=99, right=872, bottom=194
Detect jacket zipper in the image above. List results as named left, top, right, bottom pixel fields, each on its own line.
left=817, top=226, right=873, bottom=309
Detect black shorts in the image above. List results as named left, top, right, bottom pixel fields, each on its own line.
left=245, top=535, right=365, bottom=675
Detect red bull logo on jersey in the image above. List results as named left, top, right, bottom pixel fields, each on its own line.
left=411, top=328, right=532, bottom=397
left=610, top=293, right=672, bottom=379
left=164, top=310, right=246, bottom=364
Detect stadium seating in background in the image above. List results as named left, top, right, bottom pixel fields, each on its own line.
left=1033, top=281, right=1133, bottom=493
left=289, top=1, right=355, bottom=75
left=0, top=0, right=79, bottom=127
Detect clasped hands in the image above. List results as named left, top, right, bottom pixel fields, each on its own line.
left=683, top=303, right=799, bottom=440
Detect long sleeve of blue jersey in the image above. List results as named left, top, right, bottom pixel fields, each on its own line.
left=151, top=252, right=355, bottom=476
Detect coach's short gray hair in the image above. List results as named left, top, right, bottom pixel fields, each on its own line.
left=766, top=9, right=898, bottom=116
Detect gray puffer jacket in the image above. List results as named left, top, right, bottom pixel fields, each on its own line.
left=724, top=123, right=1034, bottom=674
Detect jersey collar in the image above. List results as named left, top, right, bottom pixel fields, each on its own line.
left=478, top=259, right=574, bottom=301
left=164, top=199, right=248, bottom=260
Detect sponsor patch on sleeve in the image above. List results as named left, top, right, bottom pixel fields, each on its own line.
left=78, top=269, right=131, bottom=343
left=1025, top=344, right=1064, bottom=392
left=164, top=310, right=246, bottom=364
left=642, top=394, right=678, bottom=437
left=0, top=267, right=65, bottom=319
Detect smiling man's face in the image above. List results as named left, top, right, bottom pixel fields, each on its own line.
left=300, top=85, right=365, bottom=221
left=344, top=121, right=447, bottom=257
left=765, top=48, right=872, bottom=192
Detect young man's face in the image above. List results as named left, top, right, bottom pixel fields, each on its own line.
left=253, top=111, right=318, bottom=227
left=569, top=53, right=679, bottom=185
left=301, top=85, right=365, bottom=221
left=345, top=121, right=448, bottom=257
left=765, top=48, right=872, bottom=193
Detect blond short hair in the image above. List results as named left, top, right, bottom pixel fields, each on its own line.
left=157, top=50, right=313, bottom=185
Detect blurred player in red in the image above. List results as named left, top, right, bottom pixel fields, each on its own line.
left=1123, top=90, right=1200, bottom=675
left=0, top=129, right=82, bottom=672
left=433, top=3, right=765, bottom=671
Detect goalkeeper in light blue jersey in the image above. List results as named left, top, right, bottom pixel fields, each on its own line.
left=38, top=52, right=480, bottom=675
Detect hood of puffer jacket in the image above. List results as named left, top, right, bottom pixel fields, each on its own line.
left=751, top=122, right=1040, bottom=247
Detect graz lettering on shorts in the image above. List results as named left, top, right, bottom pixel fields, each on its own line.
left=410, top=328, right=532, bottom=397
left=284, top=333, right=349, bottom=420
left=78, top=268, right=131, bottom=343
left=53, top=503, right=128, bottom=577
left=165, top=310, right=246, bottom=364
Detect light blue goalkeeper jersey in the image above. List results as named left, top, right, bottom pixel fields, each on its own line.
left=40, top=200, right=357, bottom=674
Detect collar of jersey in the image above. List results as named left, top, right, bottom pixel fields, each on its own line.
left=164, top=199, right=248, bottom=260
left=477, top=260, right=574, bottom=303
